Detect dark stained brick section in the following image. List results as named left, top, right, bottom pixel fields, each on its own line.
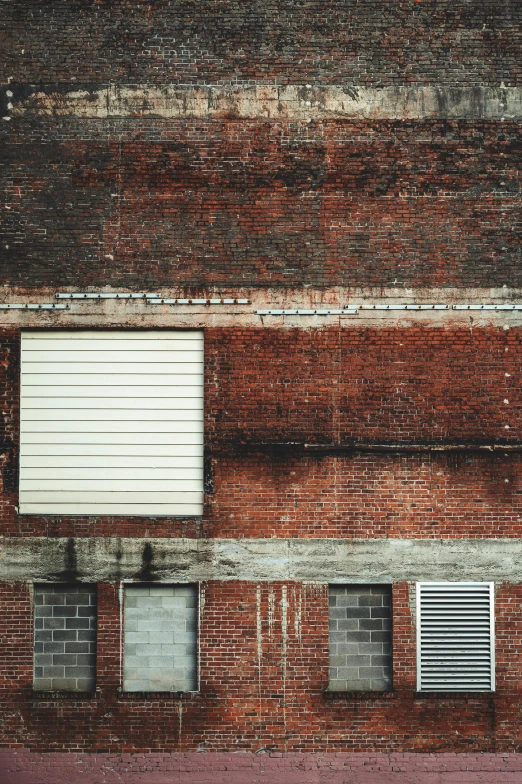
left=1, top=1, right=522, bottom=85
left=2, top=120, right=522, bottom=288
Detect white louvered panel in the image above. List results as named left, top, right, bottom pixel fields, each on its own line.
left=416, top=583, right=495, bottom=692
left=20, top=491, right=202, bottom=503
left=20, top=479, right=203, bottom=491
left=19, top=467, right=203, bottom=479
left=20, top=433, right=203, bottom=444
left=21, top=504, right=199, bottom=515
left=23, top=362, right=203, bottom=374
left=22, top=342, right=204, bottom=355
left=23, top=331, right=197, bottom=340
left=21, top=408, right=202, bottom=421
left=20, top=330, right=204, bottom=516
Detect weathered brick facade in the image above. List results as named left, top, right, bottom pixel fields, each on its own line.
left=2, top=1, right=522, bottom=781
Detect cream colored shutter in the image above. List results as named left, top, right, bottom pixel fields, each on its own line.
left=416, top=582, right=495, bottom=692
left=20, top=330, right=203, bottom=516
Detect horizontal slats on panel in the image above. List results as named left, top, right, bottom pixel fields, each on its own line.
left=21, top=444, right=203, bottom=457
left=20, top=331, right=204, bottom=516
left=21, top=420, right=203, bottom=433
left=22, top=331, right=196, bottom=341
left=22, top=374, right=203, bottom=386
left=20, top=433, right=203, bottom=444
left=20, top=456, right=202, bottom=468
left=23, top=386, right=203, bottom=399
left=21, top=397, right=202, bottom=409
left=21, top=409, right=202, bottom=421
left=417, top=583, right=494, bottom=692
left=21, top=504, right=199, bottom=516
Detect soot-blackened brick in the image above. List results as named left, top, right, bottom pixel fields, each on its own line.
left=3, top=121, right=522, bottom=289
left=3, top=2, right=522, bottom=85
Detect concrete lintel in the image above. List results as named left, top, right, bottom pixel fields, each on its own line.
left=1, top=537, right=521, bottom=584
left=6, top=84, right=522, bottom=121
left=2, top=286, right=522, bottom=328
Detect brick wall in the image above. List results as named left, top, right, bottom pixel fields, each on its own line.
left=2, top=0, right=522, bottom=773
left=0, top=580, right=521, bottom=753
left=2, top=121, right=522, bottom=289
left=2, top=2, right=521, bottom=85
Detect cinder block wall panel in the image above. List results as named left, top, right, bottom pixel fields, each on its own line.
left=123, top=585, right=197, bottom=693
left=329, top=585, right=392, bottom=692
left=33, top=585, right=97, bottom=692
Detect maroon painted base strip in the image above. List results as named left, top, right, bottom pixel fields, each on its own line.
left=2, top=752, right=522, bottom=784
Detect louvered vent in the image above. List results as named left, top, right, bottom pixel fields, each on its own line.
left=417, top=582, right=495, bottom=692
left=19, top=330, right=203, bottom=516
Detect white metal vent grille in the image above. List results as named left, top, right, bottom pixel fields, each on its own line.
left=416, top=582, right=495, bottom=692
left=19, top=330, right=203, bottom=516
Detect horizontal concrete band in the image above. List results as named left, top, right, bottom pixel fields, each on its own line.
left=7, top=84, right=522, bottom=120
left=3, top=287, right=522, bottom=328
left=2, top=751, right=522, bottom=784
left=2, top=537, right=522, bottom=583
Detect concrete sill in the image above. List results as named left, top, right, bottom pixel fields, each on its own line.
left=323, top=689, right=396, bottom=700
left=117, top=690, right=199, bottom=699
left=31, top=689, right=98, bottom=699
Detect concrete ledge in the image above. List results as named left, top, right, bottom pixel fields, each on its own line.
left=5, top=84, right=522, bottom=121
left=2, top=751, right=522, bottom=784
left=1, top=537, right=522, bottom=583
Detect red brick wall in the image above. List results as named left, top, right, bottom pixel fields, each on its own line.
left=205, top=327, right=522, bottom=445
left=2, top=1, right=521, bottom=85
left=3, top=121, right=522, bottom=289
left=3, top=0, right=522, bottom=769
left=1, top=580, right=521, bottom=754
left=3, top=326, right=522, bottom=538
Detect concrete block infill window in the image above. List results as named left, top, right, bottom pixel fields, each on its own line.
left=123, top=584, right=198, bottom=692
left=329, top=584, right=392, bottom=691
left=33, top=584, right=97, bottom=692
